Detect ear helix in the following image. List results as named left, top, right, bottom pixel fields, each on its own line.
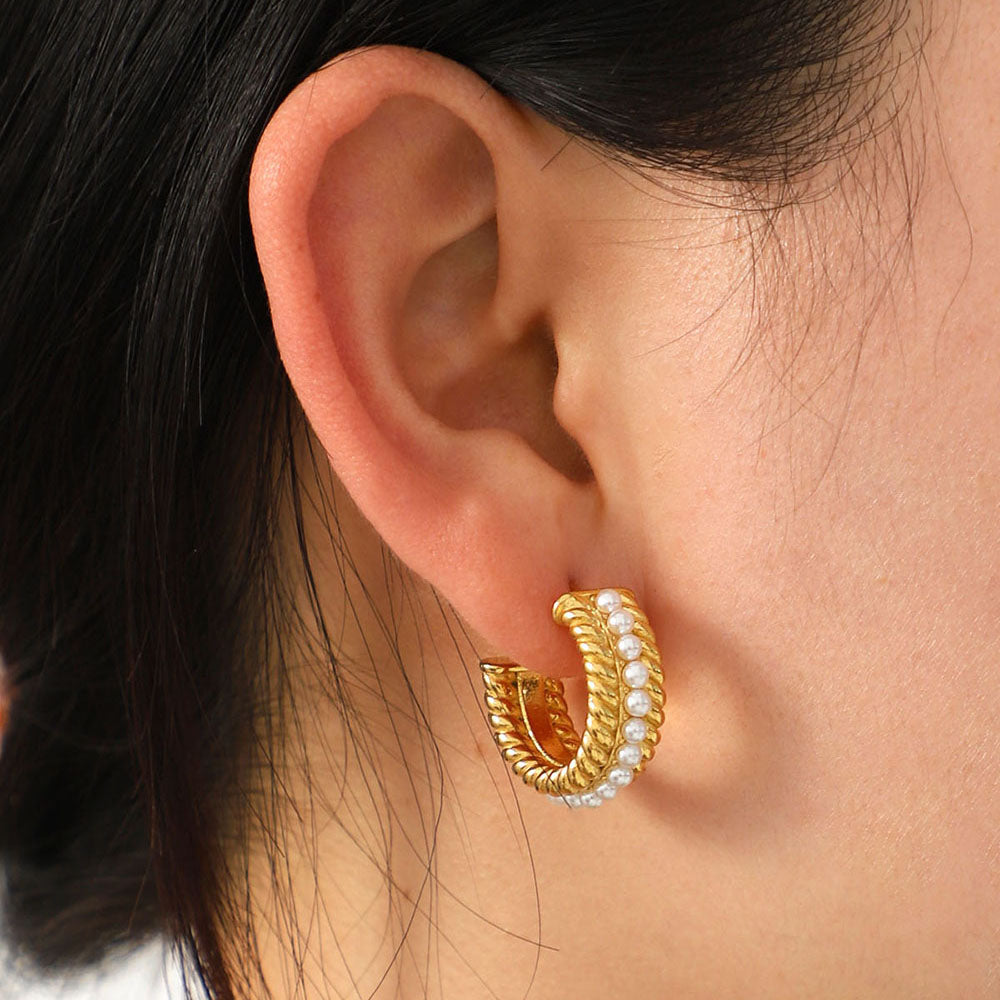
left=480, top=588, right=664, bottom=808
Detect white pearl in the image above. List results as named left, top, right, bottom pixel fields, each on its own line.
left=581, top=792, right=603, bottom=808
left=623, top=660, right=649, bottom=688
left=617, top=634, right=643, bottom=661
left=607, top=766, right=634, bottom=788
left=563, top=794, right=582, bottom=808
left=623, top=718, right=648, bottom=743
left=596, top=589, right=623, bottom=614
left=618, top=744, right=642, bottom=767
left=625, top=689, right=652, bottom=717
left=607, top=609, right=635, bottom=635
left=596, top=782, right=617, bottom=800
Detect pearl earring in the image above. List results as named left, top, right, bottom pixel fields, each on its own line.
left=480, top=588, right=664, bottom=808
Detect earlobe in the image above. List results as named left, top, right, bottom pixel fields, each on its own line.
left=248, top=46, right=626, bottom=677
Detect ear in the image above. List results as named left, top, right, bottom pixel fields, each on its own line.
left=248, top=46, right=637, bottom=677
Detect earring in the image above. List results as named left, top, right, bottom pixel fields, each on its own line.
left=480, top=588, right=664, bottom=808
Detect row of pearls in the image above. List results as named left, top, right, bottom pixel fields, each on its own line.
left=551, top=588, right=659, bottom=809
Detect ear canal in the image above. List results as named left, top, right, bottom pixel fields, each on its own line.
left=426, top=309, right=593, bottom=484
left=401, top=215, right=593, bottom=481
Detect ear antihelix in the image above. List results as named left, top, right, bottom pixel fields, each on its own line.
left=480, top=587, right=664, bottom=809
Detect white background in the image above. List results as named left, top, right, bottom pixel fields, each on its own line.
left=4, top=942, right=184, bottom=999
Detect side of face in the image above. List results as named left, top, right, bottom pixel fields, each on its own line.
left=245, top=10, right=1000, bottom=993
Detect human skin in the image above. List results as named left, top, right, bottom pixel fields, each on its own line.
left=243, top=4, right=999, bottom=997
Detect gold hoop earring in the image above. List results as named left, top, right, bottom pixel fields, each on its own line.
left=480, top=588, right=664, bottom=808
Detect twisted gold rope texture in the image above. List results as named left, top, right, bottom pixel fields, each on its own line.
left=480, top=588, right=664, bottom=807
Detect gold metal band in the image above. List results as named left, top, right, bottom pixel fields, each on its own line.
left=480, top=588, right=664, bottom=806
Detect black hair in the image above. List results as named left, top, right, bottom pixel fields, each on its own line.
left=0, top=2, right=911, bottom=998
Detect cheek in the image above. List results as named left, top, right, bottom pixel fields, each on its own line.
left=612, top=261, right=1000, bottom=976
left=620, top=236, right=1000, bottom=730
